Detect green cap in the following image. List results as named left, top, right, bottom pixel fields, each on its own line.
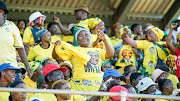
left=170, top=18, right=180, bottom=26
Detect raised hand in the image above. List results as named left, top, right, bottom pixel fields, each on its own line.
left=54, top=40, right=61, bottom=46
left=97, top=30, right=105, bottom=41
left=53, top=15, right=60, bottom=24
left=170, top=23, right=178, bottom=30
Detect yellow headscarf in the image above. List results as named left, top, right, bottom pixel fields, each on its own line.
left=29, top=61, right=40, bottom=71
left=119, top=26, right=131, bottom=37
left=88, top=17, right=102, bottom=29
left=150, top=27, right=164, bottom=41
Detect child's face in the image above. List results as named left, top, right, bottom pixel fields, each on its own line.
left=102, top=63, right=111, bottom=72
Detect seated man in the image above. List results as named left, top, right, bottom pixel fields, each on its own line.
left=29, top=64, right=67, bottom=101
left=136, top=77, right=157, bottom=101
left=0, top=63, right=21, bottom=101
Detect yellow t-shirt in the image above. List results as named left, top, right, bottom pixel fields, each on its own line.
left=90, top=34, right=113, bottom=50
left=0, top=20, right=24, bottom=68
left=136, top=40, right=157, bottom=75
left=24, top=76, right=37, bottom=89
left=51, top=35, right=61, bottom=44
left=168, top=74, right=179, bottom=89
left=0, top=92, right=10, bottom=101
left=29, top=93, right=57, bottom=101
left=115, top=45, right=136, bottom=74
left=110, top=36, right=123, bottom=47
left=62, top=35, right=74, bottom=43
left=75, top=19, right=90, bottom=31
left=56, top=43, right=106, bottom=92
left=27, top=44, right=54, bottom=61
left=23, top=26, right=35, bottom=43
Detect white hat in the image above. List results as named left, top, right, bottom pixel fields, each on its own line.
left=136, top=77, right=158, bottom=93
left=59, top=61, right=73, bottom=71
left=28, top=11, right=46, bottom=25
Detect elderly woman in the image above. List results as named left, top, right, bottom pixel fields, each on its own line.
left=52, top=29, right=113, bottom=97
left=123, top=27, right=169, bottom=75
left=27, top=29, right=54, bottom=62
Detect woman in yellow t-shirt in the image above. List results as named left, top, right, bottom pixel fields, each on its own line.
left=17, top=20, right=26, bottom=38
left=111, top=23, right=123, bottom=47
left=27, top=29, right=54, bottom=62
left=47, top=22, right=61, bottom=44
left=115, top=31, right=141, bottom=74
left=52, top=29, right=113, bottom=96
left=123, top=27, right=169, bottom=75
left=89, top=17, right=113, bottom=50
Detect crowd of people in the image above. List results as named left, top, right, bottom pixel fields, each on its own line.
left=0, top=1, right=180, bottom=101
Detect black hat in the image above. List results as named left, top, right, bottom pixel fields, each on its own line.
left=0, top=1, right=9, bottom=14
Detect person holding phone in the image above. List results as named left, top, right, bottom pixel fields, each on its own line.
left=53, top=4, right=90, bottom=46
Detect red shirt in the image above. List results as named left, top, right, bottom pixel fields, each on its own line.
left=175, top=49, right=180, bottom=78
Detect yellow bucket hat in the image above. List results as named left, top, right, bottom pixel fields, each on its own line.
left=88, top=17, right=102, bottom=29
left=150, top=27, right=164, bottom=41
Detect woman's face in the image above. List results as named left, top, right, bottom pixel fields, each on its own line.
left=18, top=20, right=25, bottom=29
left=77, top=30, right=91, bottom=47
left=11, top=83, right=27, bottom=101
left=62, top=65, right=71, bottom=80
left=40, top=80, right=48, bottom=89
left=56, top=83, right=71, bottom=100
left=97, top=21, right=105, bottom=32
left=102, top=63, right=111, bottom=72
left=42, top=31, right=51, bottom=43
left=156, top=72, right=167, bottom=83
left=147, top=30, right=157, bottom=42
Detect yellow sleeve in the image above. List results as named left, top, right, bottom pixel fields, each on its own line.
left=168, top=74, right=179, bottom=89
left=11, top=22, right=24, bottom=48
left=27, top=47, right=36, bottom=61
left=23, top=27, right=33, bottom=43
left=55, top=44, right=72, bottom=61
left=105, top=34, right=113, bottom=49
left=99, top=49, right=106, bottom=60
left=56, top=41, right=91, bottom=65
left=136, top=40, right=148, bottom=49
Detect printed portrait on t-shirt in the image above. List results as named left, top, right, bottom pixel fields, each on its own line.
left=84, top=51, right=101, bottom=73
left=120, top=49, right=133, bottom=63
left=148, top=60, right=153, bottom=68
left=149, top=46, right=155, bottom=54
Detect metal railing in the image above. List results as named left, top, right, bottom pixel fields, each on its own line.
left=0, top=88, right=180, bottom=101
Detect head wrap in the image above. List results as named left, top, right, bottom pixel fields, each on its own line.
left=29, top=61, right=40, bottom=71
left=75, top=29, right=91, bottom=42
left=37, top=29, right=48, bottom=40
left=150, top=27, right=164, bottom=41
left=101, top=60, right=112, bottom=67
left=37, top=75, right=45, bottom=88
left=88, top=17, right=102, bottom=29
